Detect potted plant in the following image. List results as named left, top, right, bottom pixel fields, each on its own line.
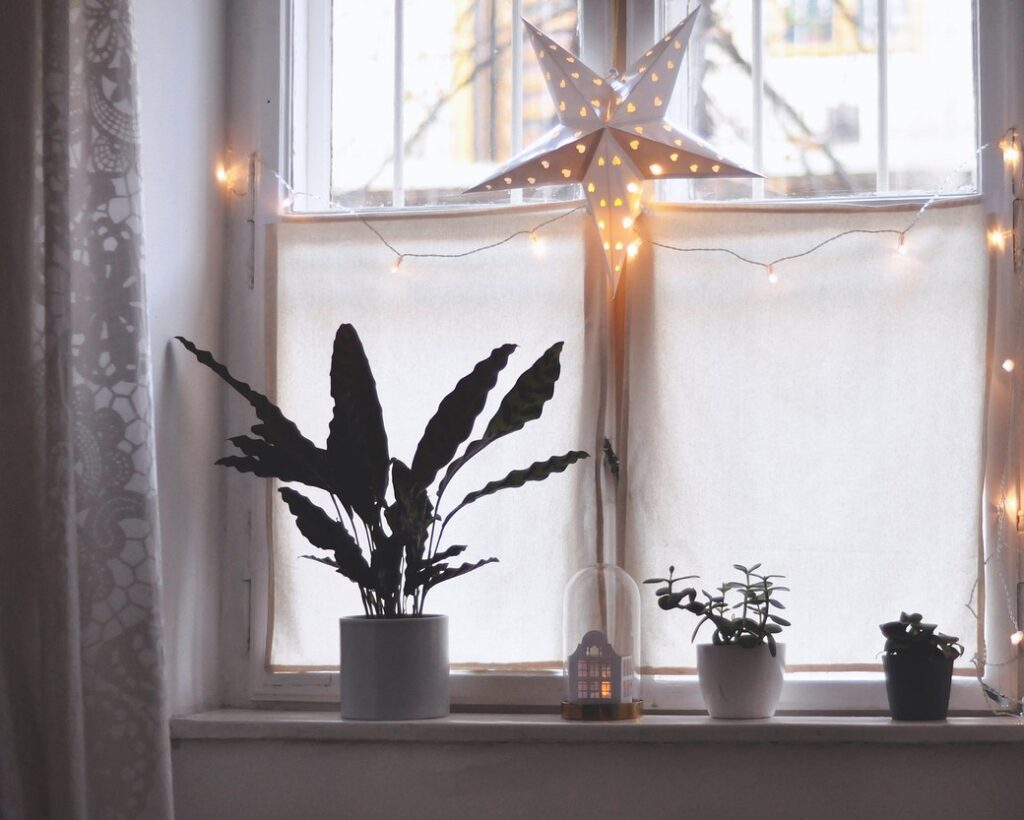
left=177, top=324, right=587, bottom=720
left=645, top=563, right=789, bottom=718
left=879, top=612, right=963, bottom=721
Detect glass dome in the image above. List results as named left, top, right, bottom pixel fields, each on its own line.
left=561, top=563, right=642, bottom=720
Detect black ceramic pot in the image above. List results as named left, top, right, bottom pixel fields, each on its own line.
left=882, top=646, right=953, bottom=721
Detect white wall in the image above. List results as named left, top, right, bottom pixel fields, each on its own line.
left=135, top=0, right=227, bottom=715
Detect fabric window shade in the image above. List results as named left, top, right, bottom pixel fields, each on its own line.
left=271, top=208, right=603, bottom=669
left=628, top=200, right=988, bottom=672
left=271, top=199, right=989, bottom=676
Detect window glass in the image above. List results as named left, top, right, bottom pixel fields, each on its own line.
left=659, top=0, right=976, bottom=200
left=331, top=0, right=579, bottom=209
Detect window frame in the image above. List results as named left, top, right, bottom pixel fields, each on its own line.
left=221, top=0, right=1022, bottom=713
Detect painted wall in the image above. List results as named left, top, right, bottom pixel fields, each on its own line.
left=172, top=737, right=1023, bottom=819
left=135, top=0, right=227, bottom=715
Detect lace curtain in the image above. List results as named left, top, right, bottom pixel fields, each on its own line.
left=0, top=1, right=173, bottom=817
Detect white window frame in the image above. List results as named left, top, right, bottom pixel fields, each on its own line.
left=220, top=0, right=1022, bottom=712
left=291, top=0, right=979, bottom=213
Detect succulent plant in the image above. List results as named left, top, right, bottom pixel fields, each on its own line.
left=644, top=563, right=790, bottom=657
left=177, top=323, right=587, bottom=618
left=880, top=612, right=964, bottom=661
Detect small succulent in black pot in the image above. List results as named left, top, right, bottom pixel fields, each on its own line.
left=879, top=612, right=964, bottom=721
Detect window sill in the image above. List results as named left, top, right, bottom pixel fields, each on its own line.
left=171, top=709, right=1024, bottom=745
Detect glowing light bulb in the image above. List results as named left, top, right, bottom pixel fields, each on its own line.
left=627, top=241, right=639, bottom=259
left=215, top=164, right=229, bottom=185
left=989, top=229, right=1010, bottom=251
left=1003, top=359, right=1015, bottom=373
left=649, top=163, right=664, bottom=175
left=1001, top=137, right=1021, bottom=166
left=1011, top=631, right=1024, bottom=647
left=766, top=265, right=778, bottom=285
left=621, top=217, right=633, bottom=230
left=896, top=233, right=908, bottom=255
left=391, top=255, right=404, bottom=273
left=626, top=182, right=639, bottom=194
left=530, top=231, right=546, bottom=256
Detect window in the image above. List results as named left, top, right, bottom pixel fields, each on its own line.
left=293, top=0, right=977, bottom=211
left=240, top=0, right=1019, bottom=712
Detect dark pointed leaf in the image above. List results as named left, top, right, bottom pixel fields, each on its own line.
left=411, top=343, right=517, bottom=492
left=767, top=632, right=778, bottom=657
left=443, top=451, right=589, bottom=524
left=415, top=557, right=499, bottom=594
left=385, top=459, right=433, bottom=566
left=176, top=337, right=330, bottom=489
left=437, top=342, right=563, bottom=497
left=218, top=436, right=329, bottom=486
left=327, top=324, right=390, bottom=520
left=278, top=488, right=370, bottom=586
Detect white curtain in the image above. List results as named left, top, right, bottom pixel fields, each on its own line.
left=271, top=208, right=605, bottom=668
left=272, top=200, right=989, bottom=678
left=629, top=200, right=988, bottom=672
left=0, top=1, right=173, bottom=817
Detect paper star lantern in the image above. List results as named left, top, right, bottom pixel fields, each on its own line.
left=467, top=9, right=759, bottom=290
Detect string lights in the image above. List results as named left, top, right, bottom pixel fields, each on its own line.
left=215, top=142, right=989, bottom=283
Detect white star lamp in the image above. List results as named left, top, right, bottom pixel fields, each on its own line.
left=466, top=9, right=760, bottom=290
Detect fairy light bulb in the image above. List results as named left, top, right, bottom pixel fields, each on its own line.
left=988, top=229, right=1008, bottom=251
left=765, top=264, right=778, bottom=285
left=1011, top=631, right=1024, bottom=647
left=1003, top=359, right=1015, bottom=373
left=215, top=164, right=229, bottom=185
left=621, top=217, right=633, bottom=230
left=530, top=231, right=546, bottom=256
left=391, top=255, right=404, bottom=273
left=626, top=241, right=639, bottom=259
left=1001, top=136, right=1021, bottom=166
left=896, top=232, right=907, bottom=255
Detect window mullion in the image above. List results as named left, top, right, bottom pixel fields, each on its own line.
left=876, top=0, right=890, bottom=193
left=392, top=0, right=405, bottom=207
left=751, top=0, right=765, bottom=200
left=511, top=1, right=523, bottom=206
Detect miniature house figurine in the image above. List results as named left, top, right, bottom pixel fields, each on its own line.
left=562, top=563, right=642, bottom=720
left=568, top=630, right=635, bottom=704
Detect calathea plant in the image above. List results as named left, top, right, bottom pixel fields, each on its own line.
left=644, top=563, right=790, bottom=657
left=177, top=324, right=587, bottom=618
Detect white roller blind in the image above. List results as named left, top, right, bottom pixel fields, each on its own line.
left=271, top=207, right=601, bottom=669
left=628, top=200, right=987, bottom=671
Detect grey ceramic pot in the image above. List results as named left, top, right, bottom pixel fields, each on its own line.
left=339, top=614, right=449, bottom=720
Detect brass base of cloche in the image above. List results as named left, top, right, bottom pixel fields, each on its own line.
left=560, top=700, right=644, bottom=721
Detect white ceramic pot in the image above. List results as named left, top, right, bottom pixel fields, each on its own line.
left=696, top=643, right=785, bottom=719
left=339, top=614, right=449, bottom=720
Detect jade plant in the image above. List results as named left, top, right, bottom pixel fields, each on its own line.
left=177, top=323, right=588, bottom=618
left=644, top=563, right=790, bottom=656
left=879, top=612, right=964, bottom=661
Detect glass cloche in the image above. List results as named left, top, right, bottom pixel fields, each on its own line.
left=562, top=563, right=642, bottom=720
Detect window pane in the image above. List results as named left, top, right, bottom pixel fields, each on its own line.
left=661, top=0, right=757, bottom=201
left=657, top=0, right=977, bottom=200
left=331, top=2, right=395, bottom=207
left=887, top=0, right=976, bottom=193
left=331, top=0, right=578, bottom=210
left=763, top=0, right=879, bottom=197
